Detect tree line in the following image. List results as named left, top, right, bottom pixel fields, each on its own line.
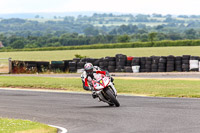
left=1, top=13, right=200, bottom=49
left=0, top=30, right=199, bottom=49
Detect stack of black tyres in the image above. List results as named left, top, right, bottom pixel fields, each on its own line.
left=182, top=55, right=190, bottom=72
left=69, top=62, right=77, bottom=72
left=145, top=57, right=152, bottom=72
left=24, top=61, right=37, bottom=69
left=77, top=62, right=85, bottom=69
left=63, top=60, right=72, bottom=71
left=93, top=59, right=100, bottom=66
left=132, top=57, right=140, bottom=66
left=69, top=58, right=82, bottom=72
left=51, top=61, right=65, bottom=72
left=158, top=56, right=167, bottom=72
left=151, top=56, right=159, bottom=72
left=36, top=61, right=50, bottom=72
left=126, top=58, right=132, bottom=66
left=115, top=54, right=127, bottom=72
left=124, top=66, right=132, bottom=73
left=73, top=58, right=81, bottom=63
left=175, top=56, right=182, bottom=72
left=81, top=58, right=94, bottom=64
left=140, top=57, right=146, bottom=72
left=99, top=58, right=104, bottom=70
left=107, top=57, right=116, bottom=72
left=103, top=58, right=109, bottom=71
left=166, top=55, right=175, bottom=72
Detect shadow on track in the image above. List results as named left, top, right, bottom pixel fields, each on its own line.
left=77, top=105, right=117, bottom=109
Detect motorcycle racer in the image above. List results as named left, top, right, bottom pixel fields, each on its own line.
left=81, top=63, right=114, bottom=98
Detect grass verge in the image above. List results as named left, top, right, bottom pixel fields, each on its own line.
left=0, top=76, right=200, bottom=98
left=0, top=118, right=57, bottom=133
left=0, top=46, right=200, bottom=61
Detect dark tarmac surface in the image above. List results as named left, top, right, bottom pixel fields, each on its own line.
left=0, top=89, right=200, bottom=133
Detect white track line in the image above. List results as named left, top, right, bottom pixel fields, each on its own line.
left=49, top=125, right=68, bottom=133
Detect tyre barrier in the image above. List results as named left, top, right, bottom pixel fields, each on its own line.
left=175, top=56, right=182, bottom=72
left=11, top=54, right=200, bottom=73
left=51, top=61, right=65, bottom=72
left=151, top=56, right=159, bottom=72
left=12, top=61, right=50, bottom=73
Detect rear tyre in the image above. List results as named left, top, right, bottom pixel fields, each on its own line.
left=109, top=103, right=115, bottom=106
left=105, top=88, right=120, bottom=107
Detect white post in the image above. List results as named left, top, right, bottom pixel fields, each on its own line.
left=8, top=58, right=12, bottom=74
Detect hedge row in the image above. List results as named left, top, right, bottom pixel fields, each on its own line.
left=2, top=39, right=200, bottom=52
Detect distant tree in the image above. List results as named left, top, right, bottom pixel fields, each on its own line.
left=140, top=34, right=148, bottom=42
left=117, top=34, right=130, bottom=43
left=152, top=13, right=162, bottom=17
left=184, top=29, right=197, bottom=39
left=24, top=43, right=38, bottom=48
left=156, top=25, right=164, bottom=30
left=168, top=33, right=183, bottom=40
left=164, top=17, right=174, bottom=22
left=10, top=40, right=25, bottom=49
left=1, top=18, right=26, bottom=24
left=148, top=32, right=157, bottom=44
left=190, top=15, right=200, bottom=18
left=165, top=14, right=172, bottom=18
left=185, top=29, right=196, bottom=36
left=35, top=15, right=40, bottom=18
left=137, top=29, right=148, bottom=34
left=157, top=33, right=167, bottom=41
left=83, top=26, right=99, bottom=36
left=178, top=15, right=189, bottom=18
left=135, top=14, right=149, bottom=22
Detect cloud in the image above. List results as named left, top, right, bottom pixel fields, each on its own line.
left=0, top=0, right=69, bottom=13
left=61, top=0, right=200, bottom=15
left=0, top=0, right=200, bottom=15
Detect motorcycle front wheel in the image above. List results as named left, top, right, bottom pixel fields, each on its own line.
left=104, top=88, right=120, bottom=107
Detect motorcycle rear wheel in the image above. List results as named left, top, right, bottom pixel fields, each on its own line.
left=105, top=88, right=120, bottom=107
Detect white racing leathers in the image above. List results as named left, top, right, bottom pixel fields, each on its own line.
left=81, top=66, right=106, bottom=91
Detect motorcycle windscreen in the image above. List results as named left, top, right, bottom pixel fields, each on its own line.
left=92, top=80, right=104, bottom=90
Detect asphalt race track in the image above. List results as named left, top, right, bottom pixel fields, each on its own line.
left=0, top=89, right=200, bottom=133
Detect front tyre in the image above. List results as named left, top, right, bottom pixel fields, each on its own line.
left=105, top=88, right=120, bottom=107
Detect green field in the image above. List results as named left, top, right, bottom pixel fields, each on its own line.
left=0, top=118, right=56, bottom=133
left=0, top=46, right=200, bottom=61
left=0, top=76, right=200, bottom=98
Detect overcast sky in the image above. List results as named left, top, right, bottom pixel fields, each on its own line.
left=0, top=0, right=200, bottom=15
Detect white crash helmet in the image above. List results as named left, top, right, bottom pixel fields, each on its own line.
left=84, top=63, right=94, bottom=76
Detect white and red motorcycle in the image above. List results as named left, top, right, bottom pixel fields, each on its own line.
left=88, top=73, right=120, bottom=107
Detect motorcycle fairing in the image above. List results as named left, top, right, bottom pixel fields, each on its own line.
left=92, top=74, right=110, bottom=91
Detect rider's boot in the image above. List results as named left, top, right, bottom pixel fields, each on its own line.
left=92, top=91, right=97, bottom=99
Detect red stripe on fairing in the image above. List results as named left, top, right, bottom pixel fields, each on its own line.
left=101, top=75, right=110, bottom=88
